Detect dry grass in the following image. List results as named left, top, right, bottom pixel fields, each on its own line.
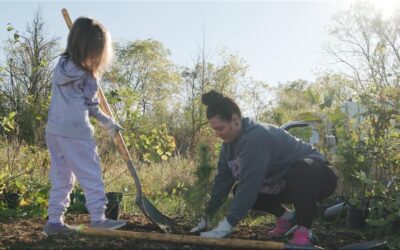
left=102, top=155, right=200, bottom=216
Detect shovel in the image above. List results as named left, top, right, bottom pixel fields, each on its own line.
left=61, top=8, right=175, bottom=233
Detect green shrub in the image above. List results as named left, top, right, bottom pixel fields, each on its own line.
left=183, top=144, right=214, bottom=221
left=133, top=124, right=176, bottom=164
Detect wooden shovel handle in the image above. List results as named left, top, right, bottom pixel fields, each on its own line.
left=61, top=8, right=73, bottom=29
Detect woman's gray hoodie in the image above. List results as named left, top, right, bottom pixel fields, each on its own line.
left=45, top=56, right=111, bottom=139
left=206, top=117, right=325, bottom=226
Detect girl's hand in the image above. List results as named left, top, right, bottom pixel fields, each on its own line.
left=104, top=119, right=124, bottom=137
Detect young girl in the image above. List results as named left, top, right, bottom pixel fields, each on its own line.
left=43, top=17, right=125, bottom=235
left=190, top=90, right=337, bottom=246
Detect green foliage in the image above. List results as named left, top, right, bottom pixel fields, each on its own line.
left=0, top=111, right=16, bottom=134
left=6, top=23, right=13, bottom=32
left=133, top=124, right=176, bottom=164
left=295, top=112, right=323, bottom=123
left=0, top=144, right=50, bottom=219
left=354, top=171, right=400, bottom=229
left=180, top=50, right=247, bottom=154
left=0, top=184, right=49, bottom=219
left=106, top=39, right=180, bottom=118
left=266, top=80, right=325, bottom=126
left=17, top=101, right=42, bottom=144
left=319, top=90, right=335, bottom=110
left=183, top=144, right=214, bottom=220
left=6, top=23, right=19, bottom=43
left=2, top=10, right=58, bottom=144
left=194, top=144, right=213, bottom=184
left=335, top=128, right=370, bottom=194
left=19, top=184, right=50, bottom=218
left=322, top=8, right=400, bottom=215
left=238, top=80, right=271, bottom=121
left=332, top=89, right=399, bottom=228
left=286, top=126, right=313, bottom=143
left=106, top=87, right=141, bottom=132
left=290, top=112, right=323, bottom=147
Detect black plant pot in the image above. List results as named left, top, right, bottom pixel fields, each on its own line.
left=4, top=192, right=22, bottom=209
left=70, top=192, right=85, bottom=205
left=106, top=192, right=123, bottom=203
left=392, top=218, right=400, bottom=230
left=317, top=202, right=331, bottom=220
left=105, top=202, right=121, bottom=220
left=105, top=192, right=123, bottom=220
left=324, top=202, right=347, bottom=221
left=68, top=192, right=88, bottom=214
left=346, top=206, right=366, bottom=229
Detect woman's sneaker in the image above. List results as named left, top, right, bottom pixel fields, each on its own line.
left=42, top=222, right=77, bottom=236
left=90, top=219, right=126, bottom=230
left=289, top=226, right=312, bottom=246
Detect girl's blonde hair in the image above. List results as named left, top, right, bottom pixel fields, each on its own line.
left=63, top=17, right=113, bottom=78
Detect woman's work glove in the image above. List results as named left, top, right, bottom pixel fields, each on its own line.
left=103, top=119, right=124, bottom=137
left=200, top=217, right=233, bottom=238
left=189, top=217, right=208, bottom=233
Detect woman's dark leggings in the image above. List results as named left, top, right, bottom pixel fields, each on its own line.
left=252, top=158, right=337, bottom=228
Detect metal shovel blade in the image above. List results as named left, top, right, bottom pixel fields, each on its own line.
left=126, top=159, right=176, bottom=233
left=339, top=240, right=388, bottom=250
left=136, top=196, right=176, bottom=233
left=284, top=243, right=324, bottom=250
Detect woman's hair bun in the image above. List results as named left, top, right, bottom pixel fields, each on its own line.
left=202, top=90, right=224, bottom=106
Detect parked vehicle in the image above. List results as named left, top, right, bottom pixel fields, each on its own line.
left=280, top=120, right=336, bottom=149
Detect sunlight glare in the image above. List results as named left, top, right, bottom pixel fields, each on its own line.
left=370, top=0, right=399, bottom=16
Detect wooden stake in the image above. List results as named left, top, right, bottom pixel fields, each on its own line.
left=78, top=226, right=286, bottom=250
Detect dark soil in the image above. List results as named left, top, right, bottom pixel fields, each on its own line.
left=0, top=213, right=390, bottom=250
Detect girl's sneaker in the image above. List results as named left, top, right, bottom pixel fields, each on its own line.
left=289, top=226, right=312, bottom=246
left=42, top=222, right=77, bottom=236
left=90, top=219, right=126, bottom=230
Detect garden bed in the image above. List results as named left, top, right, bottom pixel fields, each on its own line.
left=0, top=213, right=394, bottom=250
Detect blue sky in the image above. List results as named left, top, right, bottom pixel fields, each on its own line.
left=0, top=1, right=395, bottom=85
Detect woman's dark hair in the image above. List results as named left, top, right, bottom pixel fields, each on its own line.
left=201, top=90, right=241, bottom=121
left=62, top=17, right=113, bottom=76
